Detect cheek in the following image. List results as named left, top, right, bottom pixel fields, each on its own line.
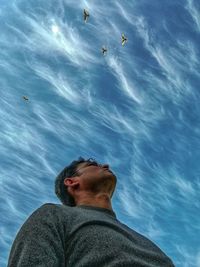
left=80, top=174, right=96, bottom=186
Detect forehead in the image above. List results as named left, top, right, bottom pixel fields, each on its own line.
left=76, top=161, right=92, bottom=169
left=77, top=162, right=88, bottom=169
left=76, top=160, right=97, bottom=170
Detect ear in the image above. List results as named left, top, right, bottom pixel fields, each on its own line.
left=64, top=177, right=79, bottom=189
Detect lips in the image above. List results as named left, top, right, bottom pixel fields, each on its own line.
left=103, top=168, right=113, bottom=174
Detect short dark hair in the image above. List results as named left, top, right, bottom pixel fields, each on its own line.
left=55, top=157, right=97, bottom=206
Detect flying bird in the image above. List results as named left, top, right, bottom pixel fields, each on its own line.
left=22, top=96, right=29, bottom=101
left=121, top=33, right=127, bottom=46
left=83, top=9, right=89, bottom=22
left=101, top=47, right=108, bottom=55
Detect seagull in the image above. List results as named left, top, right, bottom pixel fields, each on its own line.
left=83, top=9, right=89, bottom=22
left=22, top=96, right=29, bottom=101
left=101, top=47, right=108, bottom=55
left=121, top=33, right=127, bottom=46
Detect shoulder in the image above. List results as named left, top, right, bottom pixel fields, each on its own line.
left=26, top=203, right=72, bottom=224
left=34, top=202, right=70, bottom=213
left=36, top=203, right=64, bottom=212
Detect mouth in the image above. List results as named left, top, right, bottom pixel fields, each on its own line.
left=104, top=168, right=113, bottom=174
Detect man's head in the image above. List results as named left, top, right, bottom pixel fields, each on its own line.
left=55, top=157, right=117, bottom=206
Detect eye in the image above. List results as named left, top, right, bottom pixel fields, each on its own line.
left=87, top=162, right=98, bottom=167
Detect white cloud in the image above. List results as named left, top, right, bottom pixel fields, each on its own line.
left=186, top=0, right=200, bottom=32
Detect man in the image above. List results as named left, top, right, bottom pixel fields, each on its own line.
left=8, top=157, right=175, bottom=266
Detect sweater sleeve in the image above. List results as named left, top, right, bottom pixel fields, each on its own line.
left=7, top=204, right=66, bottom=267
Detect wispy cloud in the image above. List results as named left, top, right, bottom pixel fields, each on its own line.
left=107, top=56, right=142, bottom=104
left=186, top=0, right=200, bottom=32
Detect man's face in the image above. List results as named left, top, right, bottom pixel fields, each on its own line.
left=73, top=161, right=117, bottom=196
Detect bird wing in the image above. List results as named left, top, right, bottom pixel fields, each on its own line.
left=83, top=9, right=89, bottom=21
left=121, top=34, right=127, bottom=45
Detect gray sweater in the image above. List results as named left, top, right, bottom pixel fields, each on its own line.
left=8, top=203, right=174, bottom=267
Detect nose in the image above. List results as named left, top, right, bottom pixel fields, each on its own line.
left=101, top=164, right=109, bottom=169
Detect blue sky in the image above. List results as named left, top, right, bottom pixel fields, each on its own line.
left=1, top=0, right=200, bottom=266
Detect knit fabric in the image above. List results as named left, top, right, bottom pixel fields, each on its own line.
left=8, top=203, right=174, bottom=267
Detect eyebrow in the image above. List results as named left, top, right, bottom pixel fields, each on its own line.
left=78, top=161, right=97, bottom=170
left=75, top=161, right=98, bottom=173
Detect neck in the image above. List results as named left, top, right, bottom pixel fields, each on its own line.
left=75, top=192, right=113, bottom=211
